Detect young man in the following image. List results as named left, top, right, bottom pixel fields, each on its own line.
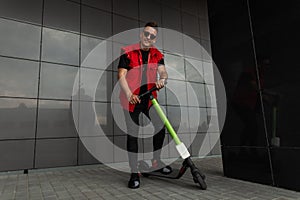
left=118, top=22, right=172, bottom=189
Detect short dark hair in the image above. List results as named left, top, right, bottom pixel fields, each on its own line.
left=144, top=21, right=158, bottom=32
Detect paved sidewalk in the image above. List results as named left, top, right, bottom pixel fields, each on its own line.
left=0, top=156, right=299, bottom=200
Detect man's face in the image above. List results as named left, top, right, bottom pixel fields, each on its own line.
left=140, top=26, right=157, bottom=48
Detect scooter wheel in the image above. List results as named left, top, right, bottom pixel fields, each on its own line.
left=200, top=173, right=206, bottom=180
left=193, top=173, right=207, bottom=190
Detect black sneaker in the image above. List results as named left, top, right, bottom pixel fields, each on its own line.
left=128, top=173, right=140, bottom=189
left=151, top=159, right=173, bottom=175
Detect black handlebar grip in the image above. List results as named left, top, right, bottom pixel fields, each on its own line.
left=138, top=80, right=167, bottom=99
left=138, top=86, right=158, bottom=99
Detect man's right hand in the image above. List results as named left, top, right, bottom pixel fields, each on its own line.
left=127, top=93, right=141, bottom=104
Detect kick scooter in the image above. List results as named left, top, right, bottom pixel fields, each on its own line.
left=137, top=86, right=207, bottom=190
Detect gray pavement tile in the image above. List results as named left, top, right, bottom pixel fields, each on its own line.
left=72, top=197, right=87, bottom=200
left=44, top=196, right=58, bottom=200
left=58, top=197, right=73, bottom=200
left=82, top=191, right=98, bottom=197
left=14, top=192, right=28, bottom=198
left=43, top=191, right=57, bottom=197
left=28, top=197, right=44, bottom=200
left=56, top=192, right=71, bottom=198
left=0, top=193, right=13, bottom=198
left=15, top=197, right=28, bottom=200
left=72, top=195, right=88, bottom=200
left=0, top=157, right=299, bottom=200
left=53, top=187, right=67, bottom=192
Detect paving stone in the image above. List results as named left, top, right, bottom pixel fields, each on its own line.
left=0, top=157, right=299, bottom=200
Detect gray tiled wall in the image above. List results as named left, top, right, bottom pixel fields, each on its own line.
left=0, top=0, right=218, bottom=172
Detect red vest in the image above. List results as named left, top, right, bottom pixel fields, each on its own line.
left=119, top=43, right=164, bottom=112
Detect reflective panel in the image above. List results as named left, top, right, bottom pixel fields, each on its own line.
left=182, top=12, right=200, bottom=38
left=44, top=0, right=80, bottom=32
left=112, top=14, right=139, bottom=35
left=79, top=136, right=113, bottom=163
left=0, top=0, right=42, bottom=24
left=79, top=68, right=112, bottom=102
left=166, top=80, right=188, bottom=106
left=166, top=106, right=189, bottom=134
left=222, top=146, right=273, bottom=185
left=82, top=0, right=112, bottom=11
left=211, top=38, right=267, bottom=147
left=178, top=133, right=191, bottom=150
left=81, top=38, right=113, bottom=70
left=79, top=102, right=113, bottom=137
left=81, top=5, right=112, bottom=38
left=249, top=1, right=300, bottom=149
left=94, top=102, right=113, bottom=135
left=164, top=53, right=185, bottom=80
left=203, top=61, right=214, bottom=84
left=185, top=58, right=204, bottom=83
left=222, top=102, right=267, bottom=147
left=210, top=133, right=221, bottom=155
left=162, top=26, right=184, bottom=55
left=181, top=0, right=199, bottom=15
left=200, top=19, right=210, bottom=40
left=183, top=34, right=202, bottom=60
left=39, top=63, right=79, bottom=100
left=95, top=70, right=113, bottom=102
left=0, top=98, right=36, bottom=140
left=162, top=6, right=182, bottom=32
left=81, top=36, right=103, bottom=66
left=0, top=57, right=39, bottom=98
left=161, top=0, right=180, bottom=10
left=35, top=138, right=77, bottom=168
left=188, top=107, right=207, bottom=133
left=113, top=0, right=139, bottom=20
left=157, top=86, right=166, bottom=105
left=0, top=140, right=34, bottom=171
left=187, top=82, right=206, bottom=107
left=191, top=133, right=210, bottom=157
left=199, top=0, right=208, bottom=19
left=139, top=0, right=162, bottom=25
left=208, top=1, right=251, bottom=49
left=205, top=85, right=217, bottom=108
left=37, top=100, right=77, bottom=138
left=207, top=108, right=219, bottom=132
left=42, top=28, right=79, bottom=65
left=200, top=39, right=212, bottom=62
left=271, top=148, right=300, bottom=191
left=0, top=18, right=41, bottom=59
left=78, top=139, right=100, bottom=165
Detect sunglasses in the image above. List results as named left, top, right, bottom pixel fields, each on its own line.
left=143, top=31, right=156, bottom=40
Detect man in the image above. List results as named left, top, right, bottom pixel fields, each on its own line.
left=118, top=22, right=172, bottom=189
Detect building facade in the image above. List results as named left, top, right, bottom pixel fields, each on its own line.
left=209, top=0, right=300, bottom=192
left=0, top=0, right=218, bottom=172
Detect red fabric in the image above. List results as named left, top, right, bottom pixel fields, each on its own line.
left=119, top=43, right=164, bottom=112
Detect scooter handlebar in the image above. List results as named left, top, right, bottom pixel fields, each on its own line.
left=138, top=80, right=167, bottom=99
left=138, top=86, right=158, bottom=99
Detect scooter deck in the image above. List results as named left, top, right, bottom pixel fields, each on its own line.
left=141, top=168, right=182, bottom=179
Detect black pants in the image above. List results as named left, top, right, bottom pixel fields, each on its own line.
left=124, top=101, right=166, bottom=173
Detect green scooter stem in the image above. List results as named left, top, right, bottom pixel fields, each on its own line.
left=150, top=95, right=182, bottom=145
